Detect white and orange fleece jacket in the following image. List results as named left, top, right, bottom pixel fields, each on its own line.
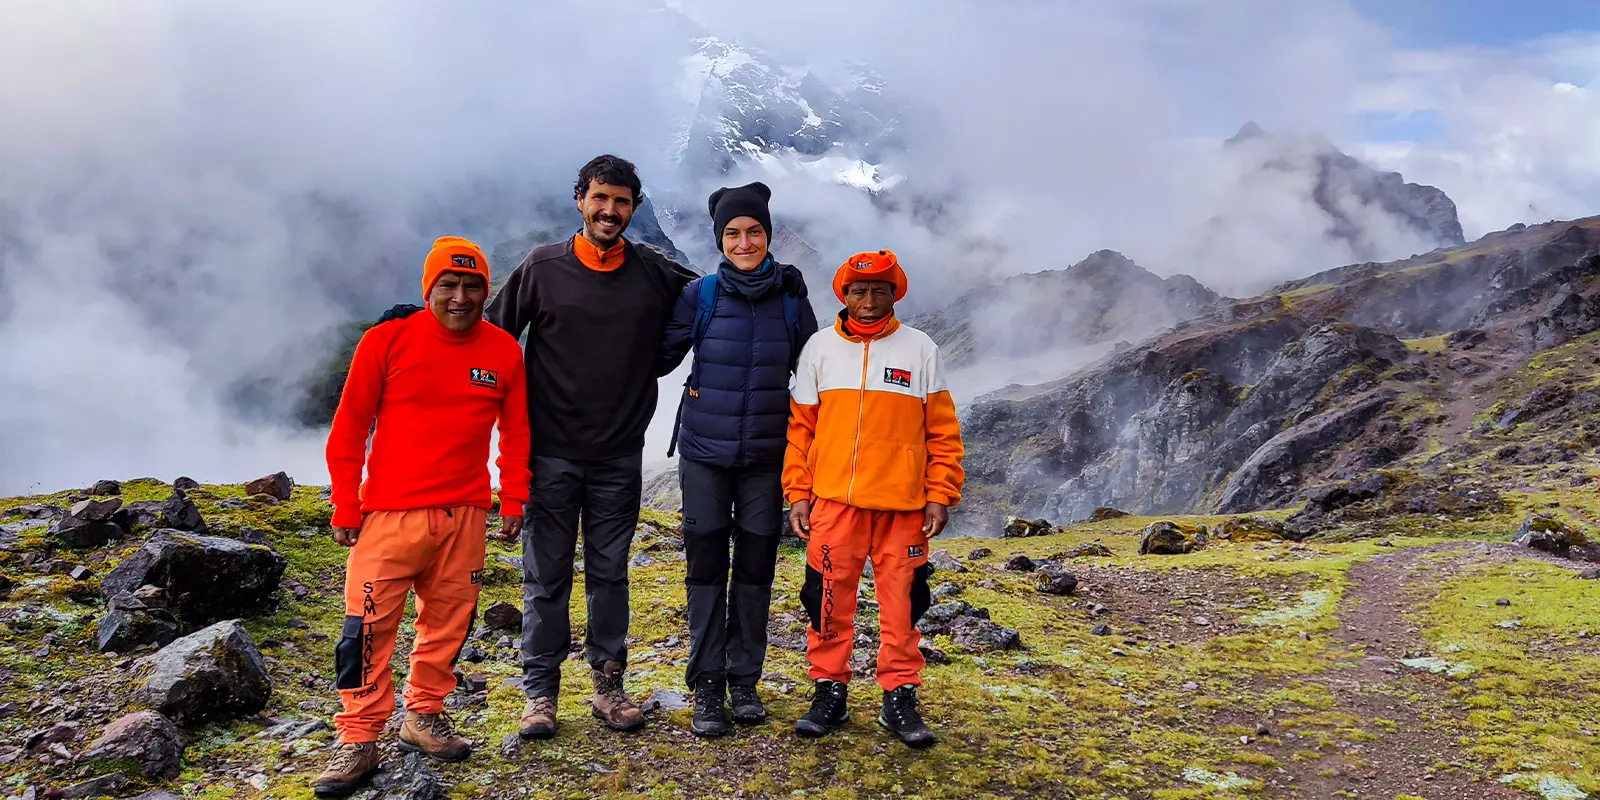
left=783, top=315, right=965, bottom=511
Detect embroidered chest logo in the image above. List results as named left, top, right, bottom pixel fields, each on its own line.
left=884, top=367, right=912, bottom=388
left=469, top=368, right=498, bottom=388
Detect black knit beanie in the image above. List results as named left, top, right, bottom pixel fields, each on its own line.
left=708, top=181, right=774, bottom=244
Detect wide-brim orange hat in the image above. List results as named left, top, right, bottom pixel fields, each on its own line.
left=833, top=249, right=908, bottom=303
left=422, top=236, right=492, bottom=301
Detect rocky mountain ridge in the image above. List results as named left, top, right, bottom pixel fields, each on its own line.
left=957, top=215, right=1600, bottom=532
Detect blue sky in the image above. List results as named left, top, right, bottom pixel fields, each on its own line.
left=1354, top=0, right=1600, bottom=49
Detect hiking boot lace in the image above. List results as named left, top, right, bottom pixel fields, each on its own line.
left=806, top=682, right=846, bottom=718
left=527, top=696, right=556, bottom=716
left=327, top=742, right=371, bottom=773
left=424, top=712, right=458, bottom=739
left=886, top=687, right=924, bottom=728
left=694, top=685, right=723, bottom=716
left=597, top=672, right=634, bottom=707
left=730, top=685, right=759, bottom=708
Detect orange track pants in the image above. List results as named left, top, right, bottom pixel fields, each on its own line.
left=800, top=498, right=933, bottom=691
left=333, top=506, right=486, bottom=743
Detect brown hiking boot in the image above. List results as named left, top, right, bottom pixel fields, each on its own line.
left=312, top=741, right=379, bottom=798
left=398, top=710, right=472, bottom=763
left=518, top=695, right=558, bottom=739
left=589, top=661, right=645, bottom=731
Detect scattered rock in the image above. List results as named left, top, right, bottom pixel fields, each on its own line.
left=967, top=547, right=992, bottom=560
left=26, top=722, right=79, bottom=752
left=89, top=480, right=122, bottom=496
left=172, top=477, right=201, bottom=491
left=645, top=689, right=691, bottom=713
left=1448, top=328, right=1487, bottom=349
left=1495, top=599, right=1511, bottom=607
left=928, top=549, right=967, bottom=573
left=101, top=531, right=289, bottom=625
left=482, top=601, right=522, bottom=632
left=78, top=711, right=183, bottom=780
left=1055, top=542, right=1114, bottom=559
left=949, top=617, right=1022, bottom=652
left=1138, top=521, right=1208, bottom=555
left=630, top=553, right=655, bottom=568
left=1514, top=514, right=1600, bottom=562
left=243, top=472, right=294, bottom=501
left=460, top=646, right=486, bottom=663
left=124, top=792, right=183, bottom=800
left=97, top=593, right=181, bottom=653
left=69, top=565, right=94, bottom=581
left=918, top=637, right=950, bottom=665
left=920, top=601, right=972, bottom=627
left=1002, top=516, right=1055, bottom=538
left=1091, top=624, right=1111, bottom=637
left=15, top=503, right=64, bottom=519
left=60, top=775, right=128, bottom=799
left=133, top=620, right=272, bottom=725
left=1193, top=616, right=1212, bottom=627
left=0, top=575, right=10, bottom=599
left=1033, top=565, right=1077, bottom=595
left=51, top=498, right=128, bottom=549
left=1217, top=516, right=1288, bottom=542
left=120, top=490, right=209, bottom=534
left=459, top=673, right=489, bottom=693
left=930, top=583, right=963, bottom=601
left=1003, top=555, right=1036, bottom=572
left=369, top=751, right=445, bottom=799
left=1087, top=507, right=1130, bottom=522
left=235, top=528, right=270, bottom=546
left=1091, top=604, right=1110, bottom=616
left=1576, top=568, right=1600, bottom=580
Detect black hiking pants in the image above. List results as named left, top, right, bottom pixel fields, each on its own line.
left=679, top=457, right=782, bottom=689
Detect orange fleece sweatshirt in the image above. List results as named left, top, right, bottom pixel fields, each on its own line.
left=325, top=310, right=531, bottom=529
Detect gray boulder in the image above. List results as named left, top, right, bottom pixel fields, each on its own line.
left=1515, top=515, right=1600, bottom=562
left=51, top=498, right=127, bottom=549
left=1138, top=521, right=1208, bottom=555
left=1033, top=566, right=1078, bottom=595
left=243, top=472, right=294, bottom=501
left=96, top=593, right=181, bottom=653
left=101, top=531, right=287, bottom=625
left=120, top=490, right=208, bottom=534
left=132, top=620, right=271, bottom=725
left=927, top=549, right=967, bottom=573
left=950, top=617, right=1022, bottom=652
left=370, top=751, right=445, bottom=799
left=77, top=710, right=182, bottom=780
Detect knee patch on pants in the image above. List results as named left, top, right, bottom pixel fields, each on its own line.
left=909, top=563, right=932, bottom=627
left=334, top=615, right=366, bottom=690
left=731, top=532, right=780, bottom=586
left=685, top=530, right=732, bottom=586
left=801, top=566, right=824, bottom=633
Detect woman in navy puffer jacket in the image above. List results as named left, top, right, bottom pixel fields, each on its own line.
left=657, top=181, right=819, bottom=737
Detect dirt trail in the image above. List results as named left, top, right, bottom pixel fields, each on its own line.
left=1249, top=544, right=1523, bottom=799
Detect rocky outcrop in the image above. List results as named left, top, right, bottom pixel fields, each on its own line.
left=1002, top=517, right=1055, bottom=538
left=243, top=472, right=293, bottom=501
left=77, top=711, right=183, bottom=781
left=1217, top=516, right=1290, bottom=542
left=101, top=532, right=288, bottom=626
left=1215, top=389, right=1399, bottom=514
left=120, top=490, right=208, bottom=534
left=1139, top=521, right=1208, bottom=555
left=51, top=498, right=127, bottom=549
left=1514, top=515, right=1600, bottom=562
left=133, top=620, right=271, bottom=725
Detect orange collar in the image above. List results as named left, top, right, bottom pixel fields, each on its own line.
left=573, top=233, right=627, bottom=272
left=836, top=313, right=899, bottom=342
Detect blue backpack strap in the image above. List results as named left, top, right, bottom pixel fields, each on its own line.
left=669, top=274, right=719, bottom=458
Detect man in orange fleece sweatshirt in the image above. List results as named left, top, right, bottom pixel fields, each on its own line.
left=784, top=249, right=965, bottom=749
left=313, top=236, right=531, bottom=798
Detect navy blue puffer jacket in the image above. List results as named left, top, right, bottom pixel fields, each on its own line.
left=657, top=262, right=820, bottom=468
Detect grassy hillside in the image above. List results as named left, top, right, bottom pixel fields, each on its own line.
left=2, top=479, right=1598, bottom=799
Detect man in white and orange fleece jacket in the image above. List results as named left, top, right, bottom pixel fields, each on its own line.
left=783, top=248, right=965, bottom=749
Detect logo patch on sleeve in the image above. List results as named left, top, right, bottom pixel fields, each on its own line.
left=470, top=569, right=482, bottom=585
left=884, top=367, right=912, bottom=387
left=469, top=368, right=498, bottom=388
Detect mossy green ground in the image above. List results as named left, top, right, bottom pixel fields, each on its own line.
left=2, top=483, right=1597, bottom=799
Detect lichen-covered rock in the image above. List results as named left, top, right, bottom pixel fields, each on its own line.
left=78, top=710, right=182, bottom=780
left=1003, top=554, right=1037, bottom=572
left=133, top=620, right=271, bottom=725
left=51, top=498, right=127, bottom=549
left=1033, top=566, right=1078, bottom=595
left=928, top=549, right=967, bottom=573
left=1218, top=516, right=1289, bottom=542
left=371, top=751, right=445, bottom=799
left=920, top=601, right=972, bottom=627
left=101, top=531, right=287, bottom=625
left=120, top=490, right=208, bottom=534
left=482, top=601, right=522, bottom=632
left=1138, top=521, right=1208, bottom=555
left=96, top=593, right=181, bottom=653
left=60, top=775, right=127, bottom=799
left=1514, top=515, right=1600, bottom=562
left=1053, top=542, right=1114, bottom=559
left=1002, top=516, right=1054, bottom=538
left=967, top=547, right=993, bottom=560
left=1087, top=507, right=1130, bottom=522
left=950, top=617, right=1022, bottom=652
left=243, top=471, right=293, bottom=501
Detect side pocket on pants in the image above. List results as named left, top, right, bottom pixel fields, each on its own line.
left=800, top=566, right=824, bottom=633
left=909, top=564, right=932, bottom=627
left=334, top=615, right=365, bottom=690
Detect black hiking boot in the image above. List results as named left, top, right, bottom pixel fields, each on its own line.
left=729, top=685, right=766, bottom=724
left=793, top=679, right=849, bottom=738
left=878, top=685, right=937, bottom=749
left=690, top=677, right=729, bottom=738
